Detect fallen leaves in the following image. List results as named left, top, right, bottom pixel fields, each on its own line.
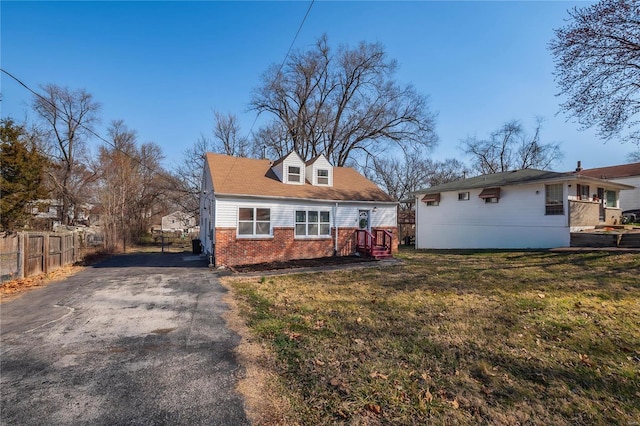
left=0, top=265, right=82, bottom=300
left=365, top=403, right=382, bottom=415
left=226, top=250, right=640, bottom=425
left=369, top=371, right=389, bottom=380
left=579, top=353, right=593, bottom=367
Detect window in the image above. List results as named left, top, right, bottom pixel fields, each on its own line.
left=458, top=192, right=470, bottom=201
left=295, top=210, right=331, bottom=237
left=577, top=184, right=590, bottom=200
left=238, top=207, right=271, bottom=236
left=317, top=169, right=329, bottom=185
left=421, top=193, right=440, bottom=206
left=288, top=166, right=301, bottom=183
left=545, top=184, right=564, bottom=215
left=606, top=190, right=617, bottom=208
left=479, top=187, right=500, bottom=203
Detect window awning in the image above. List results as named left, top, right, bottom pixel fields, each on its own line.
left=478, top=187, right=501, bottom=199
left=421, top=193, right=440, bottom=203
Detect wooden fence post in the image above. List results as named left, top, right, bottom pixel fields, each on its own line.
left=17, top=232, right=25, bottom=280
left=75, top=231, right=80, bottom=263
left=43, top=233, right=49, bottom=275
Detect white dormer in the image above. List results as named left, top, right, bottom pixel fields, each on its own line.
left=305, top=154, right=333, bottom=187
left=271, top=152, right=306, bottom=185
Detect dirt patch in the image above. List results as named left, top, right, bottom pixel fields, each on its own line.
left=221, top=285, right=299, bottom=425
left=229, top=255, right=377, bottom=273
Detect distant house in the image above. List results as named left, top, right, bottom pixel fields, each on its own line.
left=574, top=162, right=640, bottom=212
left=161, top=211, right=197, bottom=233
left=199, top=152, right=397, bottom=267
left=411, top=168, right=634, bottom=250
left=30, top=200, right=95, bottom=229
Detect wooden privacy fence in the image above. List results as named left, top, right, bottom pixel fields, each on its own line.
left=1, top=231, right=80, bottom=282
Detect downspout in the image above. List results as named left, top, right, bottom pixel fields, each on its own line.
left=567, top=187, right=571, bottom=229
left=334, top=202, right=339, bottom=256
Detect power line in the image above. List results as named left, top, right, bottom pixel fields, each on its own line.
left=245, top=0, right=315, bottom=141
left=1, top=67, right=168, bottom=181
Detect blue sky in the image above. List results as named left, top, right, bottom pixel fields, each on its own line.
left=1, top=1, right=635, bottom=173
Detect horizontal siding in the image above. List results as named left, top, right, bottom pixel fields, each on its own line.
left=216, top=198, right=396, bottom=229
left=416, top=182, right=569, bottom=249
left=616, top=176, right=640, bottom=210
left=305, top=156, right=333, bottom=186
left=419, top=224, right=569, bottom=249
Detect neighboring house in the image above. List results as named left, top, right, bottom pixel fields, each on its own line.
left=574, top=161, right=640, bottom=212
left=161, top=211, right=197, bottom=233
left=30, top=200, right=95, bottom=229
left=199, top=152, right=397, bottom=267
left=411, top=168, right=634, bottom=250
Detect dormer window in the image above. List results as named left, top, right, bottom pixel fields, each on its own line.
left=288, top=166, right=301, bottom=183
left=317, top=169, right=329, bottom=185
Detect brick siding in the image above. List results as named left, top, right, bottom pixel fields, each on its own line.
left=214, top=226, right=397, bottom=267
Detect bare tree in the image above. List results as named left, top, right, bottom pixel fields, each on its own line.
left=251, top=34, right=438, bottom=165
left=98, top=120, right=166, bottom=251
left=170, top=136, right=217, bottom=215
left=428, top=158, right=469, bottom=187
left=366, top=150, right=467, bottom=207
left=213, top=111, right=250, bottom=157
left=170, top=111, right=259, bottom=215
left=32, top=84, right=101, bottom=225
left=628, top=150, right=640, bottom=162
left=129, top=141, right=166, bottom=242
left=98, top=120, right=138, bottom=251
left=550, top=0, right=640, bottom=144
left=461, top=119, right=563, bottom=175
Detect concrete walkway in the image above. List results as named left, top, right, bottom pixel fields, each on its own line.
left=1, top=253, right=248, bottom=425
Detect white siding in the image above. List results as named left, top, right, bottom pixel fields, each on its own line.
left=613, top=176, right=640, bottom=211
left=305, top=155, right=333, bottom=186
left=200, top=161, right=216, bottom=254
left=216, top=198, right=396, bottom=229
left=272, top=152, right=306, bottom=185
left=415, top=183, right=570, bottom=249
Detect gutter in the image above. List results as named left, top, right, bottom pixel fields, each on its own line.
left=214, top=193, right=398, bottom=205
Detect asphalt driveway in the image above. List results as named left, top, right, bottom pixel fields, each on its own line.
left=0, top=253, right=248, bottom=425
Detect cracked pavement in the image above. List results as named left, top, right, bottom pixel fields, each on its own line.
left=1, top=253, right=248, bottom=425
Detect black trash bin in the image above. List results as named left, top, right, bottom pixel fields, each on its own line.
left=192, top=239, right=202, bottom=255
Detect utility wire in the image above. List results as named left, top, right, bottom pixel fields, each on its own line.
left=245, top=0, right=315, bottom=142
left=1, top=68, right=168, bottom=181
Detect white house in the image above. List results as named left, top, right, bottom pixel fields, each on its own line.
left=199, top=152, right=397, bottom=267
left=411, top=169, right=634, bottom=250
left=161, top=211, right=197, bottom=233
left=576, top=162, right=640, bottom=212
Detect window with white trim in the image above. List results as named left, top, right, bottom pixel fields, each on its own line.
left=295, top=210, right=331, bottom=237
left=238, top=207, right=271, bottom=236
left=545, top=184, right=564, bottom=215
left=458, top=192, right=470, bottom=201
left=288, top=166, right=301, bottom=183
left=606, top=190, right=617, bottom=208
left=316, top=169, right=329, bottom=185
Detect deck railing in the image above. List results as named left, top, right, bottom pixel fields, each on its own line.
left=355, top=229, right=393, bottom=257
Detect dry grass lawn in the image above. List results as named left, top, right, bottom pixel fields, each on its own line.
left=224, top=250, right=640, bottom=425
